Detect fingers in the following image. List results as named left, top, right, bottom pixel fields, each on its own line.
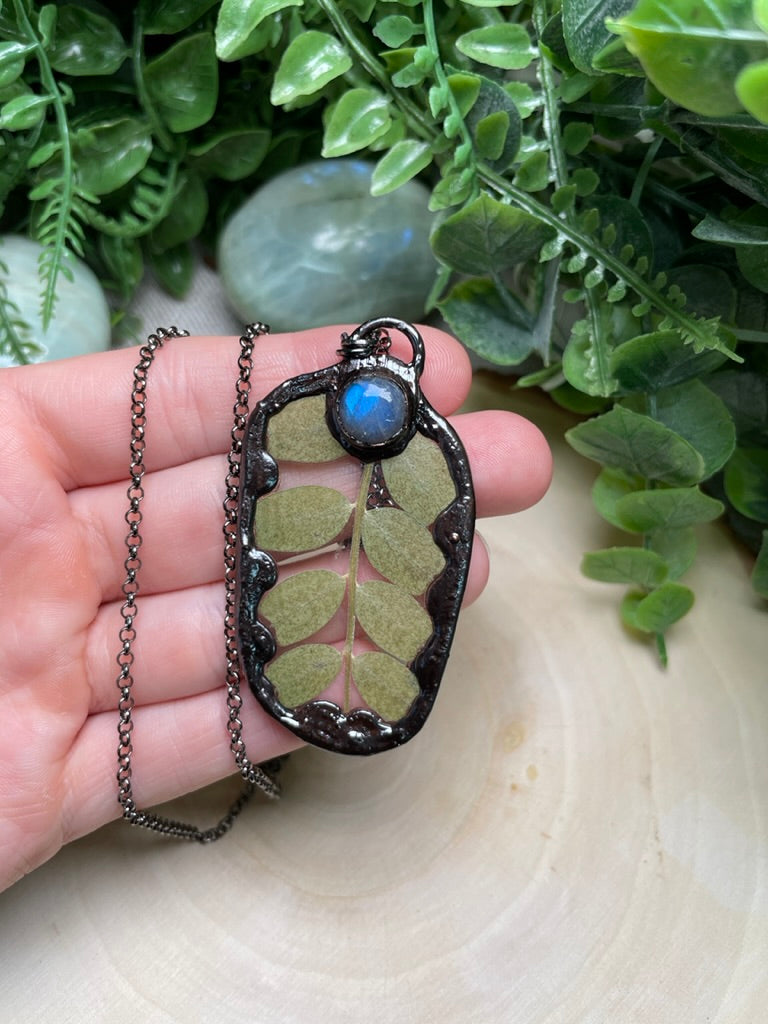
left=10, top=326, right=472, bottom=491
left=71, top=409, right=550, bottom=603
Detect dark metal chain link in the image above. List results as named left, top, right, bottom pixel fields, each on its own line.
left=116, top=324, right=282, bottom=843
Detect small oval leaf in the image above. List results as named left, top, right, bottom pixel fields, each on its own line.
left=456, top=24, right=535, bottom=70
left=322, top=88, right=392, bottom=158
left=261, top=569, right=346, bottom=645
left=614, top=487, right=723, bottom=533
left=269, top=644, right=342, bottom=708
left=267, top=395, right=345, bottom=462
left=370, top=138, right=433, bottom=196
left=382, top=432, right=456, bottom=523
left=255, top=485, right=352, bottom=552
left=356, top=580, right=432, bottom=662
left=633, top=582, right=695, bottom=633
left=270, top=31, right=352, bottom=106
left=581, top=546, right=669, bottom=588
left=352, top=651, right=419, bottom=721
left=362, top=506, right=445, bottom=594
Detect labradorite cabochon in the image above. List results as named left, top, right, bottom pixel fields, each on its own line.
left=217, top=160, right=436, bottom=332
left=0, top=235, right=111, bottom=365
left=337, top=373, right=409, bottom=446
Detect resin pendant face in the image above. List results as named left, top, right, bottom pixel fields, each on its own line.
left=236, top=318, right=475, bottom=755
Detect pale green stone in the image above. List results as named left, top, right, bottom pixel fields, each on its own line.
left=217, top=159, right=435, bottom=331
left=0, top=235, right=111, bottom=365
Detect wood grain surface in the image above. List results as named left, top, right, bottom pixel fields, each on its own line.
left=1, top=375, right=766, bottom=1024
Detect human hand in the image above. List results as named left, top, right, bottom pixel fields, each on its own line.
left=0, top=326, right=551, bottom=892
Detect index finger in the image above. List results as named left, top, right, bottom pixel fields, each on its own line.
left=5, top=325, right=472, bottom=491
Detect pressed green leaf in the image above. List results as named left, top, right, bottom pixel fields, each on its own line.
left=610, top=330, right=731, bottom=392
left=150, top=243, right=194, bottom=299
left=591, top=467, right=644, bottom=527
left=145, top=0, right=220, bottom=34
left=382, top=432, right=456, bottom=524
left=514, top=150, right=550, bottom=192
left=0, top=93, right=50, bottom=131
left=144, top=32, right=218, bottom=133
left=355, top=581, right=431, bottom=662
left=72, top=118, right=152, bottom=196
left=261, top=569, right=346, bottom=645
left=271, top=31, right=352, bottom=106
left=352, top=651, right=420, bottom=721
left=614, top=487, right=723, bottom=533
left=609, top=0, right=766, bottom=116
left=373, top=15, right=416, bottom=48
left=49, top=5, right=128, bottom=76
left=216, top=0, right=300, bottom=60
left=370, top=139, right=432, bottom=196
left=633, top=582, right=695, bottom=632
left=431, top=194, right=555, bottom=275
left=322, top=88, right=392, bottom=158
left=256, top=485, right=352, bottom=552
left=724, top=447, right=768, bottom=520
left=460, top=73, right=522, bottom=172
left=456, top=24, right=534, bottom=70
left=648, top=527, right=698, bottom=580
left=624, top=380, right=737, bottom=478
left=269, top=644, right=342, bottom=708
left=362, top=506, right=445, bottom=595
left=582, top=546, right=669, bottom=587
left=438, top=276, right=535, bottom=366
left=562, top=0, right=636, bottom=73
left=752, top=530, right=768, bottom=598
left=566, top=405, right=706, bottom=485
left=267, top=395, right=345, bottom=462
left=190, top=129, right=270, bottom=180
left=150, top=173, right=208, bottom=251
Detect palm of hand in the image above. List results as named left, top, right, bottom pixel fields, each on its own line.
left=0, top=328, right=551, bottom=894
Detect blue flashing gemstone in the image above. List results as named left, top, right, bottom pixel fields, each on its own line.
left=338, top=374, right=408, bottom=446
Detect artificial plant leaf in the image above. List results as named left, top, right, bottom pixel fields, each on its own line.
left=190, top=128, right=270, bottom=180
left=150, top=173, right=208, bottom=251
left=614, top=487, right=724, bottom=533
left=149, top=242, right=194, bottom=299
left=446, top=72, right=482, bottom=117
left=752, top=530, right=768, bottom=598
left=72, top=118, right=152, bottom=196
left=648, top=527, right=697, bottom=580
left=267, top=395, right=345, bottom=462
left=562, top=310, right=622, bottom=398
left=706, top=369, right=768, bottom=444
left=269, top=644, right=342, bottom=708
left=455, top=24, right=535, bottom=70
left=270, top=31, right=351, bottom=106
left=623, top=380, right=737, bottom=478
left=0, top=93, right=50, bottom=131
left=355, top=581, right=432, bottom=662
left=431, top=194, right=556, bottom=275
left=514, top=151, right=550, bottom=192
left=591, top=467, right=644, bottom=527
left=373, top=15, right=417, bottom=48
left=49, top=4, right=128, bottom=76
left=463, top=73, right=522, bottom=172
left=566, top=405, right=706, bottom=485
left=382, top=432, right=457, bottom=524
left=260, top=569, right=346, bottom=645
left=734, top=205, right=768, bottom=293
left=0, top=41, right=28, bottom=89
left=370, top=139, right=433, bottom=196
left=561, top=0, right=636, bottom=74
left=99, top=235, right=144, bottom=300
left=438, top=276, right=535, bottom=366
left=610, top=329, right=731, bottom=392
left=255, top=485, right=352, bottom=552
left=144, top=32, right=218, bottom=133
left=322, top=88, right=392, bottom=158
left=632, top=582, right=695, bottom=632
left=724, top=447, right=768, bottom=520
left=216, top=0, right=301, bottom=60
left=362, top=506, right=445, bottom=594
left=664, top=265, right=737, bottom=323
left=608, top=0, right=765, bottom=116
left=352, top=651, right=420, bottom=721
left=692, top=214, right=768, bottom=246
left=145, top=0, right=220, bottom=34
left=586, top=194, right=654, bottom=263
left=582, top=546, right=668, bottom=587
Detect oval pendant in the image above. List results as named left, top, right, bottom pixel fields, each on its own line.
left=237, top=319, right=475, bottom=755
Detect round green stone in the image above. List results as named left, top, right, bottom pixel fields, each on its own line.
left=217, top=160, right=435, bottom=331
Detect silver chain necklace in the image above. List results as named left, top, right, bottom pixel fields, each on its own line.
left=115, top=324, right=282, bottom=842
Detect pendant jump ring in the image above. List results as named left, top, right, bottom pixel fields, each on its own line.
left=341, top=317, right=426, bottom=378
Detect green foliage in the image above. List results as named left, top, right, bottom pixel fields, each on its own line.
left=2, top=0, right=767, bottom=658
left=256, top=394, right=455, bottom=720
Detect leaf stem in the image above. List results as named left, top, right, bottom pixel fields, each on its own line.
left=629, top=134, right=663, bottom=207
left=343, top=461, right=374, bottom=713
left=132, top=4, right=175, bottom=153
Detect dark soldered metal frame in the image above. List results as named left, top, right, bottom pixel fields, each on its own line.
left=236, top=318, right=475, bottom=755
